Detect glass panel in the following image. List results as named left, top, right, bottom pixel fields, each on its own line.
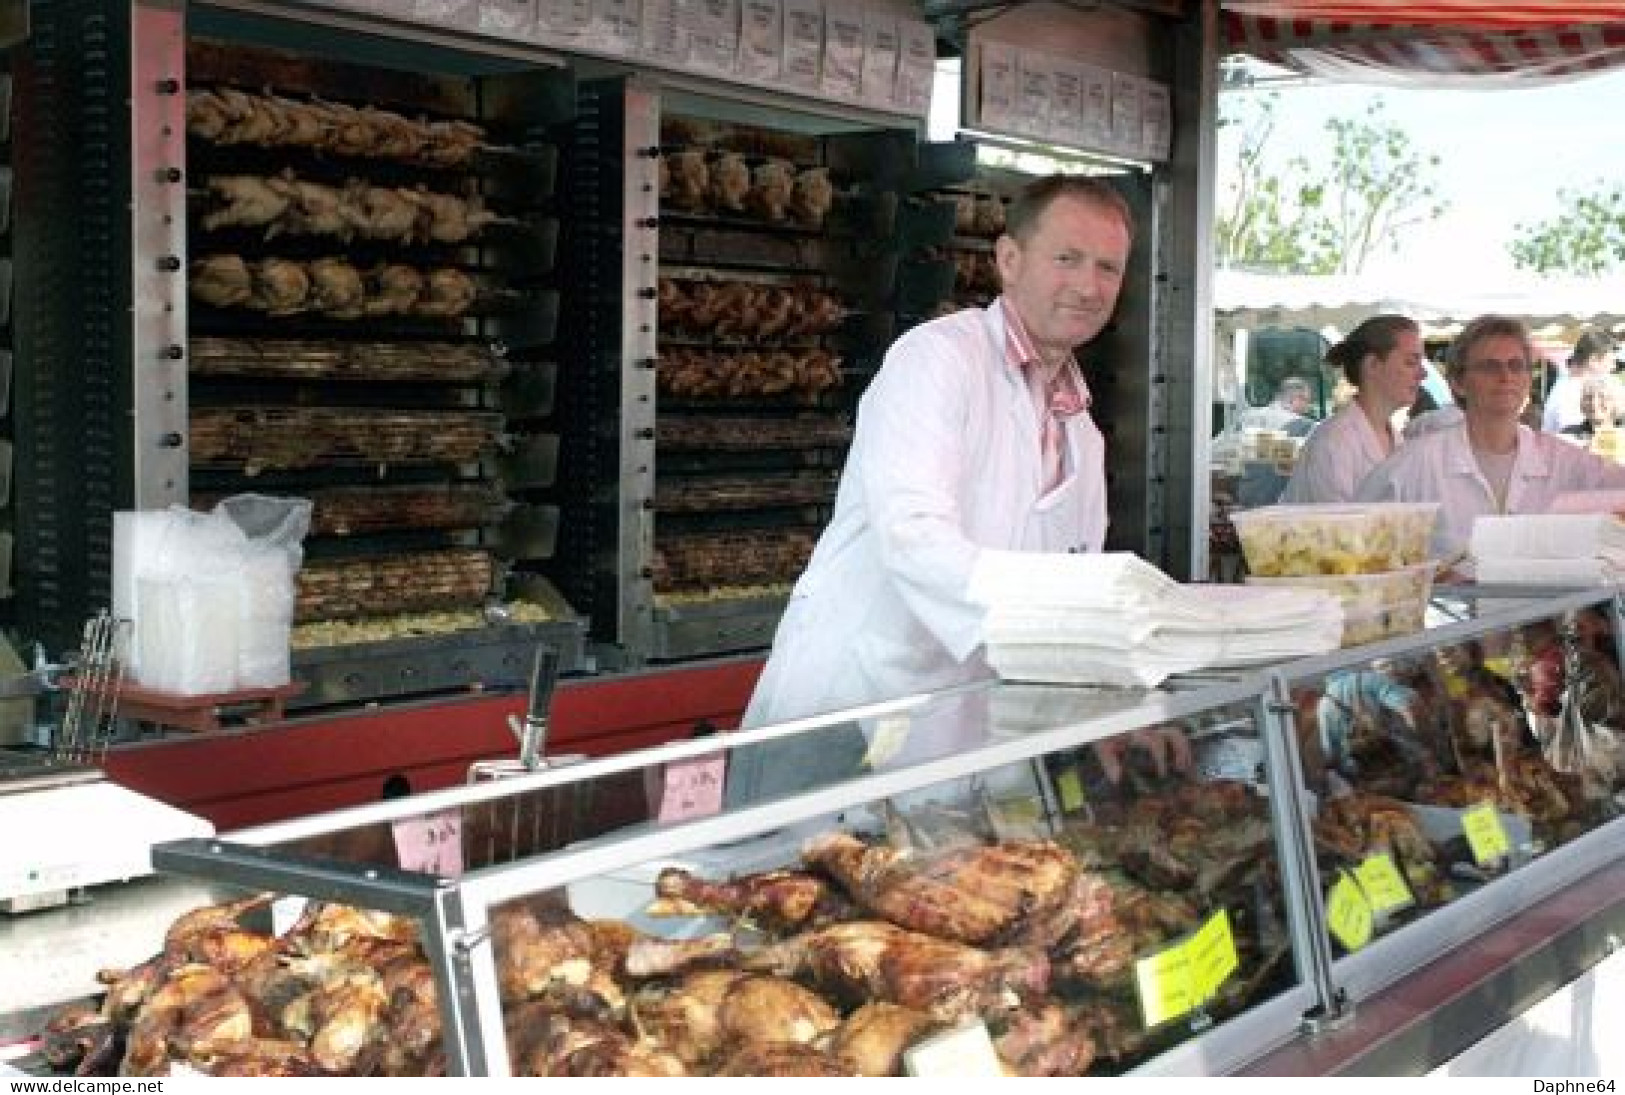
left=1291, top=598, right=1624, bottom=958
left=178, top=679, right=1307, bottom=1076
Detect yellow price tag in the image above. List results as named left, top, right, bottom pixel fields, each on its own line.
left=1055, top=767, right=1086, bottom=812
left=862, top=715, right=912, bottom=768
left=1355, top=853, right=1414, bottom=915
left=1134, top=941, right=1197, bottom=1028
left=1326, top=873, right=1374, bottom=952
left=1134, top=909, right=1238, bottom=1028
left=1462, top=803, right=1511, bottom=866
left=1188, top=909, right=1239, bottom=1001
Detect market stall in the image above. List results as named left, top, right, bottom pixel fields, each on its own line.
left=5, top=583, right=1621, bottom=1076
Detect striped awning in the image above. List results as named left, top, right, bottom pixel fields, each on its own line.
left=1222, top=2, right=1625, bottom=83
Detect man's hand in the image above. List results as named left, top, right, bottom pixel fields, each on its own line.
left=1094, top=724, right=1193, bottom=786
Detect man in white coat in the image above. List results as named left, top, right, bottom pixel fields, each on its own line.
left=726, top=175, right=1136, bottom=806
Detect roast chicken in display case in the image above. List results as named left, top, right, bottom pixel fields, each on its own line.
left=20, top=589, right=1625, bottom=1076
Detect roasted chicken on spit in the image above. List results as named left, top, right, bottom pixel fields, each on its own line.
left=200, top=175, right=290, bottom=231
left=190, top=254, right=254, bottom=308
left=187, top=88, right=487, bottom=167
left=790, top=166, right=834, bottom=227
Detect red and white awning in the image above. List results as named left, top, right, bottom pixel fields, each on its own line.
left=1222, top=2, right=1625, bottom=83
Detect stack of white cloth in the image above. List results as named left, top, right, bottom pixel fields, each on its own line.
left=1471, top=513, right=1625, bottom=586
left=971, top=552, right=1344, bottom=688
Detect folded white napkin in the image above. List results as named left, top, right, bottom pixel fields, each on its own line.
left=1471, top=513, right=1625, bottom=562
left=984, top=584, right=1343, bottom=688
left=1473, top=557, right=1622, bottom=586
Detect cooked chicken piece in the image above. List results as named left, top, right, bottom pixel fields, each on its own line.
left=215, top=88, right=281, bottom=145
left=648, top=865, right=837, bottom=933
left=202, top=175, right=290, bottom=232
left=190, top=254, right=254, bottom=308
left=632, top=970, right=838, bottom=1067
left=365, top=264, right=425, bottom=316
left=415, top=189, right=500, bottom=243
left=665, top=150, right=708, bottom=210
left=745, top=920, right=1049, bottom=1022
left=187, top=90, right=232, bottom=140
left=361, top=107, right=424, bottom=159
left=347, top=182, right=422, bottom=242
left=716, top=1042, right=854, bottom=1076
left=420, top=119, right=485, bottom=167
left=828, top=1002, right=938, bottom=1077
left=191, top=1037, right=328, bottom=1077
left=374, top=948, right=440, bottom=1066
left=656, top=276, right=688, bottom=328
left=414, top=268, right=477, bottom=317
left=994, top=1002, right=1097, bottom=1077
left=269, top=96, right=329, bottom=147
left=972, top=194, right=1006, bottom=236
left=753, top=286, right=798, bottom=340
left=747, top=159, right=796, bottom=221
left=308, top=258, right=366, bottom=318
left=790, top=287, right=845, bottom=336
left=492, top=902, right=599, bottom=1003
left=791, top=166, right=834, bottom=227
left=41, top=1005, right=115, bottom=1075
left=121, top=964, right=254, bottom=1076
left=623, top=931, right=738, bottom=979
left=507, top=1003, right=685, bottom=1077
left=953, top=193, right=977, bottom=234
left=304, top=974, right=389, bottom=1073
left=324, top=104, right=392, bottom=157
left=248, top=258, right=310, bottom=314
left=269, top=176, right=357, bottom=239
left=286, top=901, right=420, bottom=951
left=709, top=152, right=750, bottom=212
left=802, top=832, right=1078, bottom=945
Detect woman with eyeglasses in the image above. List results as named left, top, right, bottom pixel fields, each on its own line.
left=1354, top=314, right=1625, bottom=569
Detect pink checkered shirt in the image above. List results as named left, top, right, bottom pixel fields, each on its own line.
left=1001, top=299, right=1090, bottom=489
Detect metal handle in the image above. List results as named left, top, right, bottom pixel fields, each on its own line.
left=515, top=645, right=559, bottom=771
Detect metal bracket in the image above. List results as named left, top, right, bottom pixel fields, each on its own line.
left=1300, top=990, right=1354, bottom=1035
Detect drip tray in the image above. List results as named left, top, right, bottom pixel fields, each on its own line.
left=291, top=619, right=587, bottom=710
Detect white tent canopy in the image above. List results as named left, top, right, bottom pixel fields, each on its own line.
left=1214, top=269, right=1625, bottom=336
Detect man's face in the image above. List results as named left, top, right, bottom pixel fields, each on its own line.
left=995, top=193, right=1130, bottom=358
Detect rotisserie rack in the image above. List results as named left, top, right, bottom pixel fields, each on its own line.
left=183, top=39, right=579, bottom=698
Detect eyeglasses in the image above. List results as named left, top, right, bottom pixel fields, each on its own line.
left=1464, top=357, right=1532, bottom=376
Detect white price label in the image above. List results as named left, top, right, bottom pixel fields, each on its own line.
left=904, top=1021, right=1004, bottom=1078
left=392, top=807, right=464, bottom=877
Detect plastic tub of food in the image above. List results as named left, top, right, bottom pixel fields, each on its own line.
left=1231, top=502, right=1438, bottom=576
left=1247, top=562, right=1435, bottom=647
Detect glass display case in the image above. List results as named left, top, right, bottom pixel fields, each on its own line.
left=129, top=586, right=1624, bottom=1077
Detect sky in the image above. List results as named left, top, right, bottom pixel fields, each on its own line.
left=930, top=58, right=1625, bottom=292
left=1220, top=65, right=1625, bottom=287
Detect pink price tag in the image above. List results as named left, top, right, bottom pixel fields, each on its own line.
left=657, top=754, right=726, bottom=822
left=392, top=808, right=464, bottom=877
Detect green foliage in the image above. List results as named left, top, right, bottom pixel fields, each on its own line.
left=1216, top=95, right=1447, bottom=274
left=1509, top=185, right=1625, bottom=275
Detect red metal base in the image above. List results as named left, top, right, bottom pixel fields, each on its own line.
left=101, top=657, right=764, bottom=831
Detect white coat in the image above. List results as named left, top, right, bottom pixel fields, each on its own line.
left=1353, top=422, right=1625, bottom=562
left=727, top=301, right=1108, bottom=803
left=1281, top=403, right=1395, bottom=504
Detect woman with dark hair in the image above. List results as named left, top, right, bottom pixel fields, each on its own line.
left=1281, top=314, right=1425, bottom=503
left=1355, top=315, right=1625, bottom=567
